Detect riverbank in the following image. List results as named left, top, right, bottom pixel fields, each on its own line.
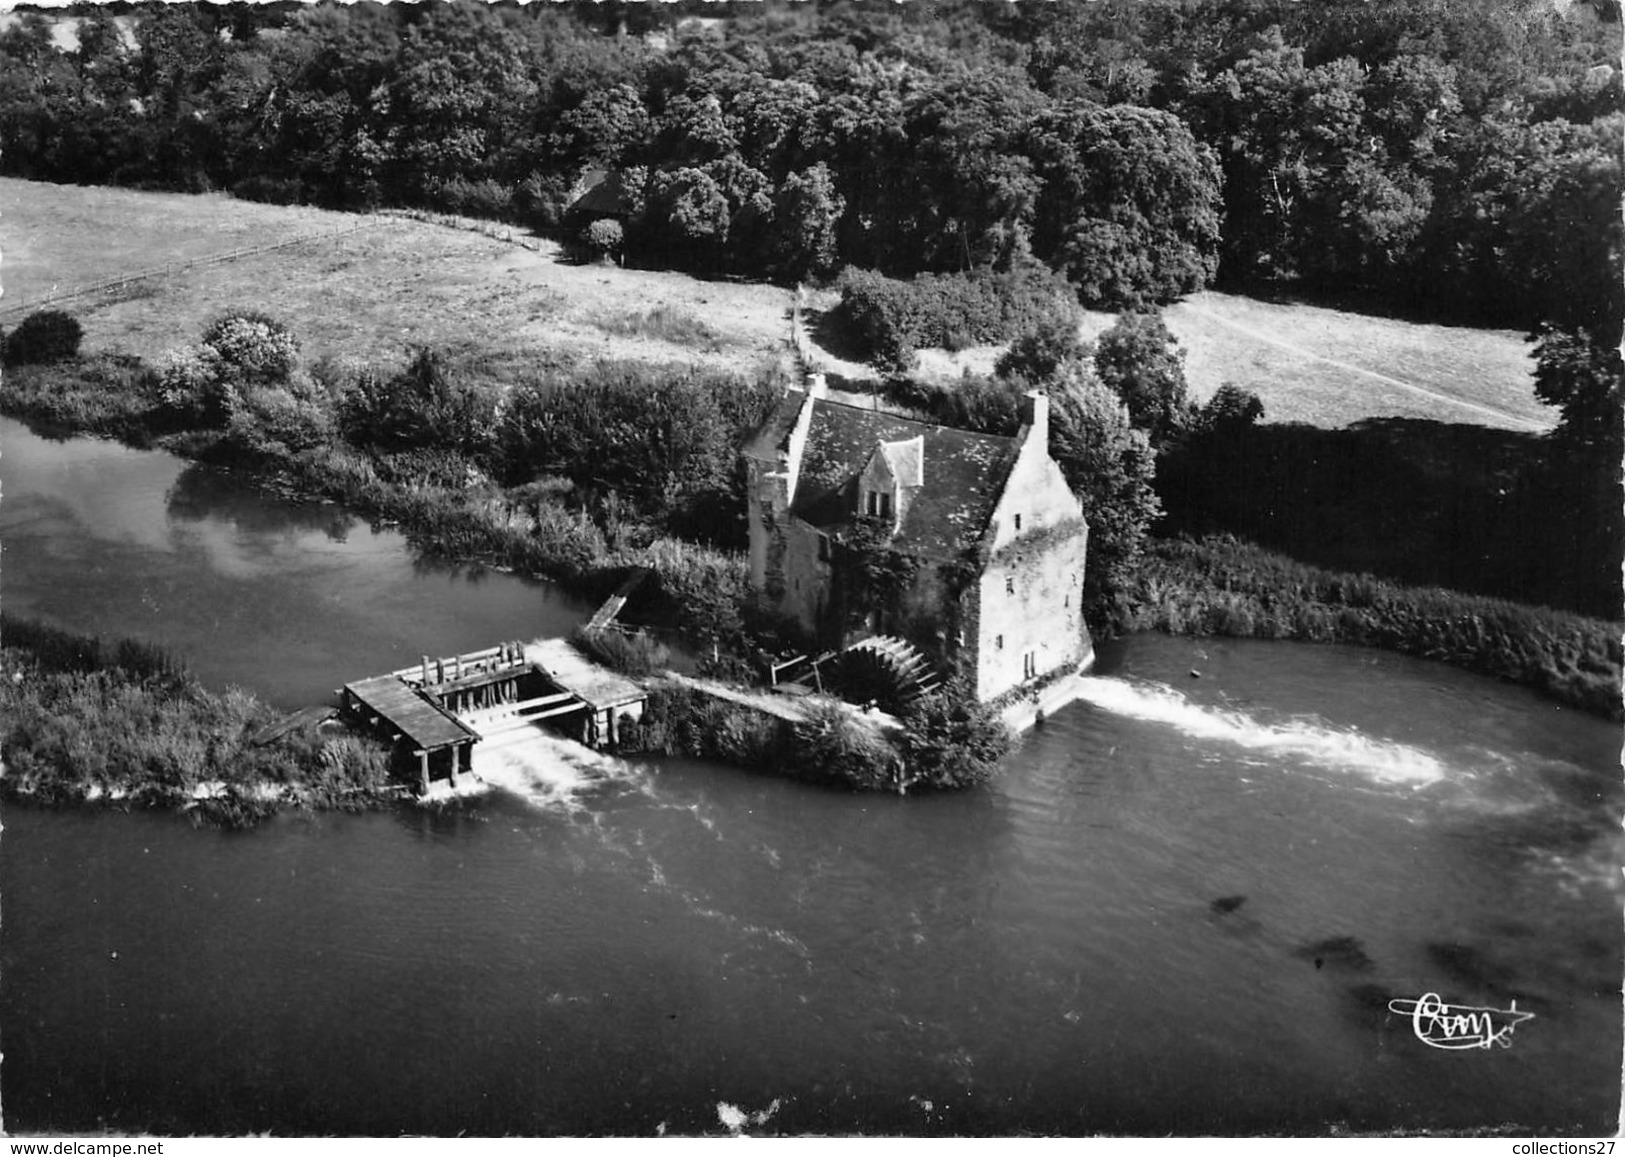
left=1115, top=536, right=1623, bottom=721
left=0, top=617, right=400, bottom=827
left=4, top=354, right=1619, bottom=723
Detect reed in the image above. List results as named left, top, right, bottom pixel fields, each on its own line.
left=1, top=619, right=397, bottom=822
left=570, top=626, right=670, bottom=677
left=1118, top=536, right=1623, bottom=719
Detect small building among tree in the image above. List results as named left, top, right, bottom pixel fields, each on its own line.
left=741, top=379, right=1092, bottom=703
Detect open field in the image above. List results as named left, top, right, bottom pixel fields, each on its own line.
left=0, top=179, right=792, bottom=378
left=806, top=287, right=1552, bottom=433
left=2, top=178, right=1552, bottom=429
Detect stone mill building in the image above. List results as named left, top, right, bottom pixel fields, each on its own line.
left=740, top=379, right=1092, bottom=704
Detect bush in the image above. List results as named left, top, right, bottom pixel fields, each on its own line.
left=2, top=353, right=161, bottom=437
left=996, top=312, right=1091, bottom=383
left=201, top=312, right=300, bottom=384
left=584, top=218, right=624, bottom=261
left=432, top=177, right=515, bottom=221
left=895, top=691, right=1015, bottom=790
left=570, top=626, right=670, bottom=677
left=339, top=348, right=500, bottom=455
left=838, top=263, right=1081, bottom=374
left=1196, top=383, right=1266, bottom=434
left=3, top=309, right=83, bottom=366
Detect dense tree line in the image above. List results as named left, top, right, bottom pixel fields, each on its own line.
left=2, top=1, right=1615, bottom=324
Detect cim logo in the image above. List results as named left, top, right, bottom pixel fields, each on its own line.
left=1387, top=992, right=1535, bottom=1050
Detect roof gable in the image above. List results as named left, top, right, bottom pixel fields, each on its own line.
left=786, top=399, right=1017, bottom=557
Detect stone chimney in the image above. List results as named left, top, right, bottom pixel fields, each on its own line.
left=1020, top=390, right=1049, bottom=450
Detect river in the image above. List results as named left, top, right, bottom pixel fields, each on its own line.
left=1, top=416, right=1619, bottom=1136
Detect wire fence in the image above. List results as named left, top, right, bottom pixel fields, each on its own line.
left=0, top=215, right=389, bottom=320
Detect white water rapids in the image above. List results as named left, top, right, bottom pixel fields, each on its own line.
left=1071, top=676, right=1449, bottom=787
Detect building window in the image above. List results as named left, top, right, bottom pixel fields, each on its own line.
left=1023, top=651, right=1036, bottom=679
left=996, top=634, right=1004, bottom=650
left=817, top=535, right=830, bottom=562
left=1005, top=576, right=1015, bottom=595
left=865, top=490, right=893, bottom=519
left=1014, top=513, right=1022, bottom=531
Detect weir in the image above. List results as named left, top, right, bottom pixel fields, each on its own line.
left=340, top=638, right=648, bottom=794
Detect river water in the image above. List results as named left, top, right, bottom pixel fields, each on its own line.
left=2, top=416, right=1620, bottom=1136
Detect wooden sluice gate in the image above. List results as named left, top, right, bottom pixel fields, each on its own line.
left=340, top=638, right=649, bottom=794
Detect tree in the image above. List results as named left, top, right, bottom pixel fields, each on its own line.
left=1195, top=383, right=1266, bottom=434
left=1092, top=311, right=1192, bottom=445
left=648, top=167, right=730, bottom=266
left=995, top=313, right=1090, bottom=383
left=1027, top=100, right=1222, bottom=308
left=2, top=310, right=82, bottom=366
left=1048, top=370, right=1163, bottom=615
left=770, top=162, right=845, bottom=280
left=1531, top=325, right=1624, bottom=454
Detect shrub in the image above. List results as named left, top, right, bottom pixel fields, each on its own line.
left=339, top=348, right=500, bottom=455
left=3, top=353, right=160, bottom=437
left=570, top=626, right=670, bottom=677
left=3, top=309, right=84, bottom=366
left=432, top=177, right=515, bottom=221
left=785, top=700, right=899, bottom=789
left=201, top=312, right=300, bottom=384
left=1093, top=310, right=1192, bottom=446
left=1196, top=383, right=1266, bottom=433
left=838, top=263, right=1081, bottom=374
left=515, top=170, right=573, bottom=231
left=224, top=383, right=336, bottom=456
left=895, top=691, right=1015, bottom=790
left=996, top=312, right=1091, bottom=383
left=584, top=218, right=624, bottom=261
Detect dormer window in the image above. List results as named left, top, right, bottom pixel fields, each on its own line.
left=865, top=490, right=892, bottom=519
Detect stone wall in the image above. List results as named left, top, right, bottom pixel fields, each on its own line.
left=973, top=530, right=1088, bottom=700
left=969, top=401, right=1090, bottom=700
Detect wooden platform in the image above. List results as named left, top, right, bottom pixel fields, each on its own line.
left=526, top=639, right=646, bottom=710
left=343, top=673, right=481, bottom=753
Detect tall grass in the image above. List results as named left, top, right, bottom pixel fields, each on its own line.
left=591, top=306, right=721, bottom=350
left=3, top=355, right=162, bottom=440
left=1118, top=536, right=1623, bottom=719
left=1, top=619, right=396, bottom=823
left=570, top=626, right=670, bottom=677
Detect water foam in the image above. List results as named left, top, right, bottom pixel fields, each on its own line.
left=463, top=708, right=637, bottom=810
left=1073, top=676, right=1448, bottom=786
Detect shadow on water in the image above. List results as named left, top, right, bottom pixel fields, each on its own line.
left=165, top=461, right=359, bottom=541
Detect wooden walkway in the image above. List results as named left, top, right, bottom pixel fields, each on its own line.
left=585, top=568, right=651, bottom=632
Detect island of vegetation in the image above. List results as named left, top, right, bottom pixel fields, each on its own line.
left=1, top=0, right=1618, bottom=822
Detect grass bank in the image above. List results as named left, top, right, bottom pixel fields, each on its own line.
left=5, top=337, right=1616, bottom=727
left=0, top=616, right=398, bottom=827
left=1116, top=536, right=1622, bottom=721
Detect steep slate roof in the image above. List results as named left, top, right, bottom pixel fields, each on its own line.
left=569, top=168, right=635, bottom=219
left=768, top=395, right=1018, bottom=558
left=878, top=436, right=924, bottom=487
